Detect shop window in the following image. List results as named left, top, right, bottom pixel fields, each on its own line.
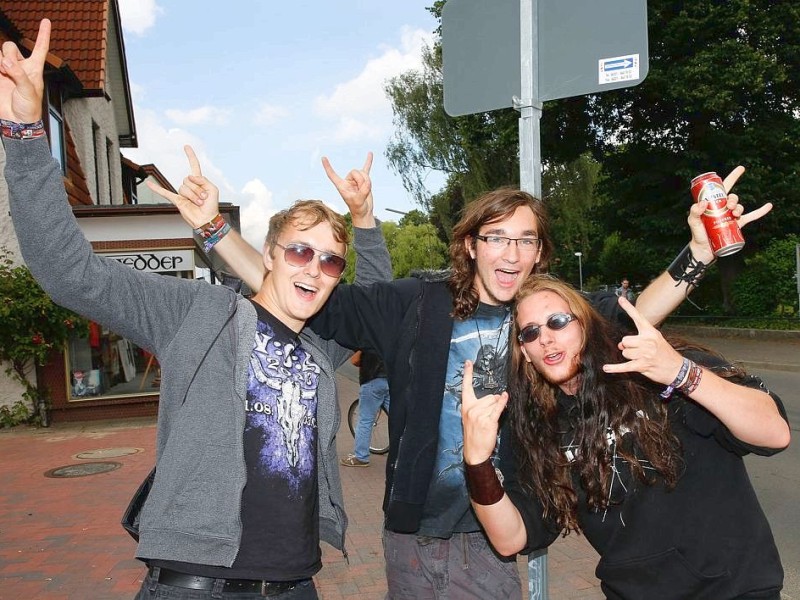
left=66, top=327, right=159, bottom=401
left=63, top=250, right=196, bottom=401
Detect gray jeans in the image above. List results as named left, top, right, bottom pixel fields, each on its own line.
left=383, top=529, right=521, bottom=599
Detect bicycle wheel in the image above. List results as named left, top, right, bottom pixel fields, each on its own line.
left=347, top=399, right=390, bottom=455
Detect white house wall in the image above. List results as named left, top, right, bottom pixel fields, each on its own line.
left=63, top=92, right=124, bottom=206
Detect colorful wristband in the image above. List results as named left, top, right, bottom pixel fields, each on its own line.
left=465, top=458, right=504, bottom=506
left=660, top=357, right=691, bottom=400
left=193, top=213, right=227, bottom=238
left=678, top=362, right=703, bottom=396
left=0, top=118, right=46, bottom=140
left=193, top=214, right=231, bottom=253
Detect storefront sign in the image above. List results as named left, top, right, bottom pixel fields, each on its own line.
left=105, top=249, right=194, bottom=273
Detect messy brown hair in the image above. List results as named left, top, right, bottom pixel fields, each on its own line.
left=448, top=188, right=553, bottom=319
left=508, top=275, right=682, bottom=534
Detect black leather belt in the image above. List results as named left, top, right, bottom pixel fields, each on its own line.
left=150, top=566, right=304, bottom=596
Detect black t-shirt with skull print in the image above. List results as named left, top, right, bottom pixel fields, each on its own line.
left=154, top=301, right=322, bottom=580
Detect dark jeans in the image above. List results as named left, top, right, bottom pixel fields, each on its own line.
left=134, top=568, right=318, bottom=600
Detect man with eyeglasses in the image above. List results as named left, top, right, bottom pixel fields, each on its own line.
left=0, top=20, right=392, bottom=600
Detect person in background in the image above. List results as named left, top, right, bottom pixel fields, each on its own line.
left=616, top=277, right=635, bottom=302
left=341, top=350, right=391, bottom=467
left=461, top=275, right=789, bottom=600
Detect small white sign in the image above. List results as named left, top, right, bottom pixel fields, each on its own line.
left=598, top=54, right=640, bottom=85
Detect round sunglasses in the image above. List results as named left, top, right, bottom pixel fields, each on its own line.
left=517, top=312, right=576, bottom=343
left=275, top=242, right=347, bottom=278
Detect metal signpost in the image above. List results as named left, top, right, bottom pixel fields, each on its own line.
left=442, top=1, right=649, bottom=597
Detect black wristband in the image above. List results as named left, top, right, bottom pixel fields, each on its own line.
left=667, top=244, right=711, bottom=288
left=465, top=458, right=504, bottom=505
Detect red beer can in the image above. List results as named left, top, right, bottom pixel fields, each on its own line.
left=690, top=172, right=745, bottom=257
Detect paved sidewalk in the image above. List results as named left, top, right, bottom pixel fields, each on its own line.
left=1, top=331, right=796, bottom=599
left=663, top=325, right=800, bottom=373
left=0, top=373, right=602, bottom=600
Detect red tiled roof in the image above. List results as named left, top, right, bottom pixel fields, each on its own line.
left=64, top=120, right=93, bottom=206
left=2, top=1, right=109, bottom=92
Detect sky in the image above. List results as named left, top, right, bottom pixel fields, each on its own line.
left=117, top=0, right=442, bottom=249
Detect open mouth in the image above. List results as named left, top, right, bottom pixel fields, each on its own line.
left=294, top=282, right=318, bottom=300
left=496, top=269, right=519, bottom=286
left=543, top=351, right=564, bottom=366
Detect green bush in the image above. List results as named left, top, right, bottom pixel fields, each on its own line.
left=731, top=235, right=800, bottom=317
left=0, top=246, right=87, bottom=426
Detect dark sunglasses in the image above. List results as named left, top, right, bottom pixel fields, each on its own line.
left=275, top=242, right=347, bottom=278
left=517, top=312, right=576, bottom=343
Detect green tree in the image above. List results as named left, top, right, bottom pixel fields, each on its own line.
left=386, top=221, right=449, bottom=278
left=732, top=235, right=800, bottom=317
left=559, top=1, right=800, bottom=306
left=0, top=247, right=87, bottom=425
left=544, top=154, right=605, bottom=280
left=340, top=218, right=448, bottom=283
left=389, top=1, right=799, bottom=310
left=385, top=42, right=519, bottom=231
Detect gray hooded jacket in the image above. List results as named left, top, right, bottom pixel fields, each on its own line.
left=4, top=136, right=391, bottom=567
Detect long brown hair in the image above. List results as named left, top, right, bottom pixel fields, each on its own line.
left=448, top=188, right=553, bottom=319
left=508, top=275, right=682, bottom=533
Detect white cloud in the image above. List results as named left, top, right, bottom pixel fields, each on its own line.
left=123, top=107, right=276, bottom=252
left=238, top=180, right=277, bottom=251
left=118, top=0, right=163, bottom=36
left=165, top=106, right=231, bottom=126
left=313, top=27, right=433, bottom=144
left=122, top=107, right=230, bottom=195
left=254, top=104, right=290, bottom=126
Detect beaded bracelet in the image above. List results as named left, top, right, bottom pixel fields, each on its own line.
left=464, top=458, right=504, bottom=505
left=660, top=357, right=691, bottom=399
left=0, top=118, right=46, bottom=140
left=193, top=214, right=231, bottom=253
left=678, top=362, right=703, bottom=396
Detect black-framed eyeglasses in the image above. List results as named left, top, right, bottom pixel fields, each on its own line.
left=517, top=312, right=576, bottom=343
left=275, top=243, right=347, bottom=278
left=475, top=234, right=541, bottom=252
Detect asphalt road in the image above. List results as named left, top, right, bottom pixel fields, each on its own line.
left=744, top=368, right=800, bottom=599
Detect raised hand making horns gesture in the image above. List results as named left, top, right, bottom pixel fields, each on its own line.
left=0, top=18, right=51, bottom=123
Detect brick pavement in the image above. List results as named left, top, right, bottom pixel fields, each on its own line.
left=4, top=326, right=799, bottom=600
left=0, top=372, right=604, bottom=600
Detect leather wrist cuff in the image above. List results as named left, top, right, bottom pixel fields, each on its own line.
left=667, top=244, right=711, bottom=288
left=465, top=458, right=504, bottom=506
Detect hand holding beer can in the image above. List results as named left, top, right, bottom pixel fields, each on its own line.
left=690, top=172, right=745, bottom=257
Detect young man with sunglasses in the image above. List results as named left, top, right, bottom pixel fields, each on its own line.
left=461, top=275, right=788, bottom=599
left=1, top=20, right=391, bottom=600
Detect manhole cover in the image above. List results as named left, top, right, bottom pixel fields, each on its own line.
left=44, top=462, right=122, bottom=478
left=75, top=447, right=143, bottom=460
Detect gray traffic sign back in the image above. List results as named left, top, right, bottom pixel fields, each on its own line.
left=443, top=0, right=649, bottom=116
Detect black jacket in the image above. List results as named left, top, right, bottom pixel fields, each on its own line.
left=505, top=352, right=787, bottom=599
left=311, top=272, right=452, bottom=532
left=310, top=271, right=632, bottom=534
